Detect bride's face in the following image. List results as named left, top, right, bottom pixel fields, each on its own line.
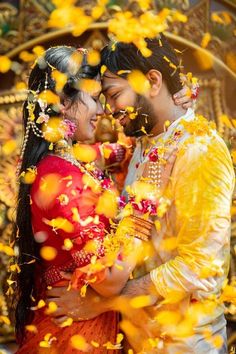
left=64, top=85, right=103, bottom=142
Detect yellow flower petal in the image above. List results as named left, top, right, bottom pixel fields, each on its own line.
left=193, top=50, right=213, bottom=71
left=129, top=295, right=153, bottom=308
left=43, top=217, right=74, bottom=233
left=100, top=65, right=107, bottom=75
left=87, top=50, right=101, bottom=66
left=155, top=310, right=181, bottom=325
left=70, top=334, right=90, bottom=351
left=42, top=117, right=66, bottom=143
left=116, top=333, right=124, bottom=344
left=82, top=174, right=101, bottom=193
left=45, top=301, right=58, bottom=315
left=78, top=79, right=101, bottom=96
left=38, top=90, right=60, bottom=105
left=127, top=70, right=150, bottom=95
left=32, top=46, right=45, bottom=57
left=103, top=145, right=113, bottom=159
left=160, top=236, right=178, bottom=251
left=39, top=341, right=51, bottom=348
left=25, top=325, right=38, bottom=333
left=0, top=56, right=12, bottom=73
left=60, top=317, right=73, bottom=327
left=0, top=243, right=15, bottom=256
left=0, top=316, right=10, bottom=325
left=209, top=334, right=224, bottom=349
left=80, top=284, right=87, bottom=297
left=201, top=32, right=211, bottom=49
left=22, top=167, right=37, bottom=184
left=52, top=70, right=68, bottom=92
left=37, top=299, right=46, bottom=309
left=91, top=340, right=100, bottom=348
left=63, top=238, right=73, bottom=251
left=95, top=190, right=118, bottom=218
left=15, top=82, right=27, bottom=90
left=226, top=51, right=236, bottom=73
left=73, top=144, right=97, bottom=163
left=19, top=51, right=35, bottom=62
left=2, top=139, right=17, bottom=155
left=40, top=246, right=57, bottom=261
left=220, top=114, right=233, bottom=129
left=91, top=5, right=105, bottom=20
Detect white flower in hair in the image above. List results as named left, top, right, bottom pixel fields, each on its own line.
left=36, top=98, right=50, bottom=123
left=36, top=113, right=50, bottom=124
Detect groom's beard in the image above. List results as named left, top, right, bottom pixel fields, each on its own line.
left=123, top=94, right=156, bottom=137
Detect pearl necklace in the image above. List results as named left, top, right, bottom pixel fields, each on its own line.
left=147, top=160, right=162, bottom=190
left=140, top=139, right=164, bottom=190
left=57, top=153, right=99, bottom=180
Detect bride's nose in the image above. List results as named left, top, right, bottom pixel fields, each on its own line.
left=96, top=101, right=104, bottom=115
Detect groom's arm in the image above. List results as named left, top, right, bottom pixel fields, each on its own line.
left=121, top=274, right=160, bottom=299
left=46, top=273, right=158, bottom=323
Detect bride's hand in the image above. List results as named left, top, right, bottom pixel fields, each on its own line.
left=45, top=283, right=111, bottom=324
left=173, top=86, right=195, bottom=110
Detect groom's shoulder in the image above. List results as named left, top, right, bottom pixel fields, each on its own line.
left=177, top=113, right=226, bottom=148
left=174, top=113, right=233, bottom=167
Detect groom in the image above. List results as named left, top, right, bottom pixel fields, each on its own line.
left=47, top=34, right=234, bottom=353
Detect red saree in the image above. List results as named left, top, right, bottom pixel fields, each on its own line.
left=16, top=155, right=119, bottom=353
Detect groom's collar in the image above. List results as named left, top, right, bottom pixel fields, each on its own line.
left=137, top=108, right=195, bottom=143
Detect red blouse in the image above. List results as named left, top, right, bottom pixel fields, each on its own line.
left=31, top=155, right=113, bottom=287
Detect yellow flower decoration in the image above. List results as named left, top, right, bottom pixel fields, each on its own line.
left=0, top=56, right=12, bottom=73
left=181, top=115, right=215, bottom=137
left=108, top=9, right=187, bottom=57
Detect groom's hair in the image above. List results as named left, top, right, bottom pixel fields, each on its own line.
left=101, top=33, right=182, bottom=95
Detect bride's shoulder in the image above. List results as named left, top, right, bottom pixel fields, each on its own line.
left=36, top=154, right=81, bottom=177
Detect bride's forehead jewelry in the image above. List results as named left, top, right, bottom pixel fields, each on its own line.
left=36, top=72, right=50, bottom=124
left=77, top=47, right=88, bottom=54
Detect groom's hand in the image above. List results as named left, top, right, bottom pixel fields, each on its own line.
left=46, top=285, right=111, bottom=324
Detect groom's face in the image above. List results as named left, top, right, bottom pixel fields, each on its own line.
left=102, top=70, right=156, bottom=137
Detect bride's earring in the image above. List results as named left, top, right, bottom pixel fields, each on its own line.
left=64, top=119, right=77, bottom=139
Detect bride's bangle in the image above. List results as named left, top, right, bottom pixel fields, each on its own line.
left=129, top=215, right=154, bottom=231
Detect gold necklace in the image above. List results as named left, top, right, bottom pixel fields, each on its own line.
left=53, top=140, right=112, bottom=190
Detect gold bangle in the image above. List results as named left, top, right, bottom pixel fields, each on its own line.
left=133, top=225, right=151, bottom=238
left=122, top=226, right=150, bottom=241
left=130, top=214, right=154, bottom=226
left=123, top=217, right=152, bottom=236
left=125, top=231, right=149, bottom=242
left=129, top=215, right=154, bottom=230
left=118, top=216, right=152, bottom=241
left=134, top=233, right=149, bottom=242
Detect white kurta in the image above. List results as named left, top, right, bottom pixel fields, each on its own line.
left=122, top=109, right=234, bottom=354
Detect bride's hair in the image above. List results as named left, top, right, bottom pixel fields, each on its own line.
left=101, top=33, right=182, bottom=95
left=13, top=46, right=100, bottom=343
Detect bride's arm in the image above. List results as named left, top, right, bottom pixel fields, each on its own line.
left=90, top=238, right=142, bottom=297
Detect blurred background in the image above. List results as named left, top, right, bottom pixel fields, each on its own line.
left=0, top=0, right=236, bottom=352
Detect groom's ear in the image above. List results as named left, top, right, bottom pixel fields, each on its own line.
left=146, top=69, right=162, bottom=98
